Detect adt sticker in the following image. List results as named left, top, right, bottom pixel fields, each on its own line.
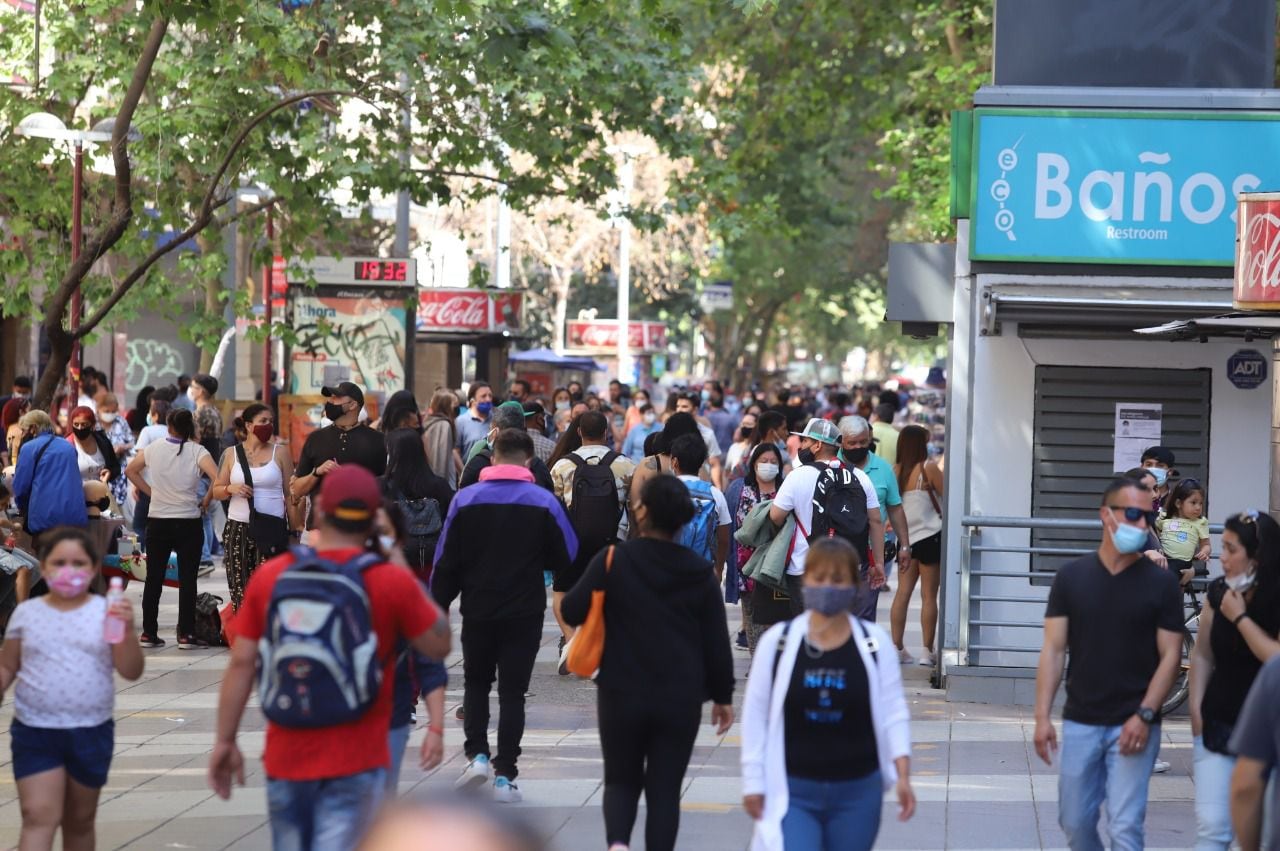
left=1227, top=349, right=1268, bottom=390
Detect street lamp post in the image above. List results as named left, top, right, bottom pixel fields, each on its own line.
left=606, top=145, right=644, bottom=384
left=15, top=112, right=138, bottom=406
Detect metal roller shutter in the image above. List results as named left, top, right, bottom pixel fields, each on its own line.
left=1030, top=365, right=1211, bottom=579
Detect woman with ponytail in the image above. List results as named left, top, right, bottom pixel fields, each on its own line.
left=124, top=408, right=221, bottom=649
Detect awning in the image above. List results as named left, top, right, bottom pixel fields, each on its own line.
left=508, top=348, right=605, bottom=371
left=981, top=284, right=1233, bottom=335
left=1135, top=313, right=1280, bottom=341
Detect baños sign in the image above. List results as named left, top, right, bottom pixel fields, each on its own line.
left=970, top=109, right=1280, bottom=266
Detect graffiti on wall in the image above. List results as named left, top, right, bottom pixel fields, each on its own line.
left=124, top=338, right=188, bottom=394
left=290, top=294, right=407, bottom=396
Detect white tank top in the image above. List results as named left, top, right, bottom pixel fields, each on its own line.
left=228, top=444, right=286, bottom=522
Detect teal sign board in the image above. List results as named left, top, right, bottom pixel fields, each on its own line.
left=971, top=109, right=1280, bottom=266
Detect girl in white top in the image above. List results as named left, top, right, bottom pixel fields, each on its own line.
left=211, top=403, right=294, bottom=609
left=0, top=527, right=144, bottom=849
left=742, top=538, right=915, bottom=851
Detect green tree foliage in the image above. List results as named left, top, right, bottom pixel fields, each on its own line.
left=0, top=0, right=701, bottom=407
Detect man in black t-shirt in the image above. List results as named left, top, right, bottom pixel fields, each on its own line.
left=1033, top=476, right=1183, bottom=851
left=290, top=382, right=387, bottom=537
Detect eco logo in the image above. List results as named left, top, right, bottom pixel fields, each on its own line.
left=988, top=136, right=1023, bottom=242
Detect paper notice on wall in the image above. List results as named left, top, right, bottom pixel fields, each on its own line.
left=1113, top=403, right=1162, bottom=472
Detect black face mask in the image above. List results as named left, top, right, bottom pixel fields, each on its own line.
left=72, top=426, right=93, bottom=440
left=797, top=448, right=817, bottom=466
left=324, top=402, right=347, bottom=422
left=86, top=496, right=110, bottom=512
left=841, top=447, right=870, bottom=465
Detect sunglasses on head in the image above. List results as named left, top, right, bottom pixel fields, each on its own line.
left=1109, top=505, right=1157, bottom=526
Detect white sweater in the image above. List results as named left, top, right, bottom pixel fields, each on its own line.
left=741, top=612, right=912, bottom=851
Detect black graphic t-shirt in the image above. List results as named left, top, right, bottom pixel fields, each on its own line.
left=783, top=635, right=878, bottom=780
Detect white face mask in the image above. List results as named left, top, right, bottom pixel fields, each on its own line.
left=1227, top=570, right=1257, bottom=594
left=186, top=386, right=199, bottom=402
left=99, top=412, right=116, bottom=424
left=642, top=412, right=656, bottom=426
left=756, top=462, right=780, bottom=483
left=378, top=536, right=397, bottom=554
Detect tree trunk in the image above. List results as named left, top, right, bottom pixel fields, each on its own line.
left=198, top=231, right=220, bottom=372
left=33, top=312, right=73, bottom=412
left=551, top=268, right=569, bottom=352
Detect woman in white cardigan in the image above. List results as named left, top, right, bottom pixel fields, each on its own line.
left=741, top=537, right=916, bottom=851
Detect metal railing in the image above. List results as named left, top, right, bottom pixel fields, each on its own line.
left=957, top=515, right=1221, bottom=667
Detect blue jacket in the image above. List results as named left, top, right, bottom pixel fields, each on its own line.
left=13, top=433, right=87, bottom=534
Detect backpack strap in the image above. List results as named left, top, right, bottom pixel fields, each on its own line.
left=853, top=617, right=880, bottom=666
left=770, top=619, right=794, bottom=688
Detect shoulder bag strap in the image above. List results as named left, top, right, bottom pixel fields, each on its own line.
left=234, top=443, right=257, bottom=515
left=770, top=619, right=794, bottom=688
left=853, top=616, right=880, bottom=666
left=922, top=464, right=942, bottom=516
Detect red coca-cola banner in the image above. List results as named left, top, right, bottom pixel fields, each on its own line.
left=565, top=320, right=668, bottom=354
left=417, top=289, right=523, bottom=333
left=1236, top=193, right=1280, bottom=311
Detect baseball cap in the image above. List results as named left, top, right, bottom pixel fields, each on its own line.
left=791, top=417, right=841, bottom=446
left=318, top=465, right=381, bottom=532
left=192, top=373, right=219, bottom=397
left=321, top=381, right=365, bottom=407
left=520, top=401, right=545, bottom=418
left=1141, top=445, right=1176, bottom=466
left=496, top=400, right=535, bottom=418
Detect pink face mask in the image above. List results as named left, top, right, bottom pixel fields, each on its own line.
left=47, top=567, right=92, bottom=599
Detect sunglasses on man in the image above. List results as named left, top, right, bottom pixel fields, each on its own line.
left=1108, top=505, right=1157, bottom=526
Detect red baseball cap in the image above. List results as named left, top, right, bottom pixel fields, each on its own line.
left=318, top=465, right=381, bottom=531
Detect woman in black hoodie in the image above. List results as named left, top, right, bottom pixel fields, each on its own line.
left=562, top=474, right=736, bottom=851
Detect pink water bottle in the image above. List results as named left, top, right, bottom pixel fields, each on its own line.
left=103, top=577, right=126, bottom=644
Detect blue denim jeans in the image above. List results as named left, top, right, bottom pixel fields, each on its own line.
left=387, top=725, right=411, bottom=796
left=266, top=767, right=386, bottom=851
left=197, top=478, right=213, bottom=561
left=1058, top=720, right=1160, bottom=851
left=1193, top=735, right=1236, bottom=851
left=781, top=772, right=882, bottom=851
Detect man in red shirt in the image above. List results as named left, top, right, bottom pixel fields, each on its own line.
left=208, top=465, right=451, bottom=851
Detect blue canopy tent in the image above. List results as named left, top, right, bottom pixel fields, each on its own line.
left=508, top=348, right=606, bottom=372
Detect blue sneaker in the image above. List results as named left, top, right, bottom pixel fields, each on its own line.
left=544, top=570, right=553, bottom=588
left=456, top=754, right=491, bottom=791
left=493, top=775, right=523, bottom=803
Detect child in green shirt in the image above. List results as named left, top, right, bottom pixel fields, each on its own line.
left=1155, top=478, right=1210, bottom=585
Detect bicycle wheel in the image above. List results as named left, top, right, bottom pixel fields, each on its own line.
left=1161, top=625, right=1196, bottom=716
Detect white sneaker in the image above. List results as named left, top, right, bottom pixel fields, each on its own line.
left=456, top=755, right=492, bottom=790
left=897, top=647, right=917, bottom=665
left=917, top=651, right=936, bottom=667
left=1152, top=759, right=1171, bottom=774
left=493, top=775, right=523, bottom=803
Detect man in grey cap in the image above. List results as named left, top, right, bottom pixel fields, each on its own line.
left=290, top=381, right=387, bottom=540
left=769, top=417, right=883, bottom=614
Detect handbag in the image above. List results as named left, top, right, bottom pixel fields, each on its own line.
left=566, top=545, right=614, bottom=678
left=234, top=444, right=289, bottom=557
left=902, top=467, right=943, bottom=545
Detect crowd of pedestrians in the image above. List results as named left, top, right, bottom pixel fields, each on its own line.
left=14, top=368, right=1280, bottom=851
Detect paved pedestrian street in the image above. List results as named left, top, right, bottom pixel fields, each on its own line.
left=0, top=566, right=1197, bottom=850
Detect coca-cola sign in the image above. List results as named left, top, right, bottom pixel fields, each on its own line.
left=417, top=289, right=523, bottom=333
left=565, top=320, right=668, bottom=354
left=1236, top=193, right=1280, bottom=311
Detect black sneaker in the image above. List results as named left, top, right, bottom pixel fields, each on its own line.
left=455, top=704, right=466, bottom=721
left=735, top=631, right=749, bottom=650
left=139, top=633, right=165, bottom=649
left=177, top=634, right=209, bottom=650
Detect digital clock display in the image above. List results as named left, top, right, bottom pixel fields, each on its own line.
left=353, top=260, right=409, bottom=282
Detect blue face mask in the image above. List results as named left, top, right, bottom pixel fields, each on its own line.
left=802, top=585, right=859, bottom=616
left=1149, top=467, right=1168, bottom=487
left=475, top=401, right=493, bottom=417
left=1111, top=522, right=1148, bottom=554
left=700, top=389, right=711, bottom=402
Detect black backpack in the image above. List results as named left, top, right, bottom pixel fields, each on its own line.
left=193, top=592, right=227, bottom=647
left=567, top=452, right=623, bottom=558
left=395, top=495, right=443, bottom=576
left=808, top=463, right=871, bottom=560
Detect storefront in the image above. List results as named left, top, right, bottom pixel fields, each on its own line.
left=415, top=288, right=523, bottom=396
left=563, top=319, right=668, bottom=388
left=939, top=95, right=1280, bottom=701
